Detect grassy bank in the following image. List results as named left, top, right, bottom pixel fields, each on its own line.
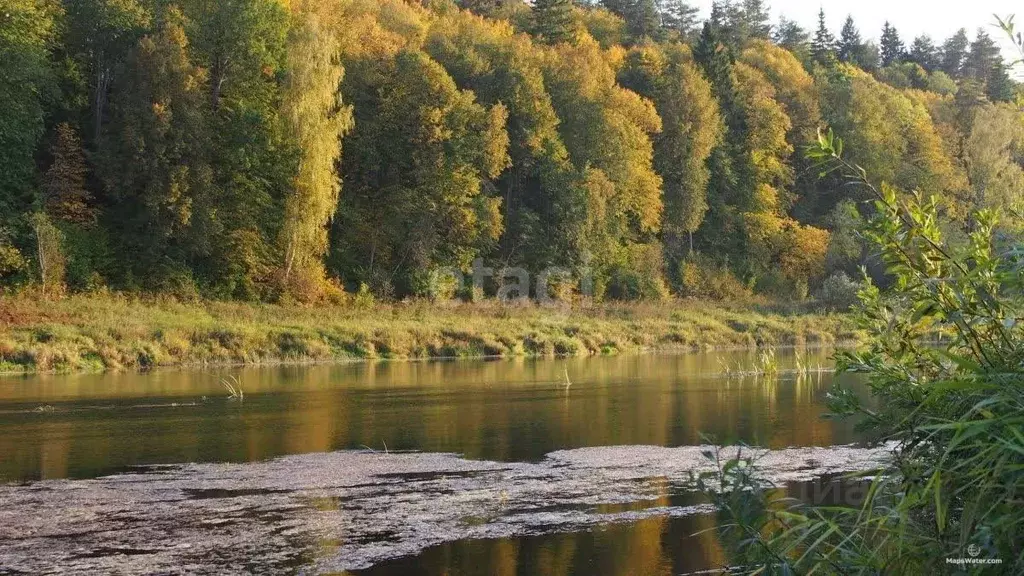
left=0, top=292, right=860, bottom=373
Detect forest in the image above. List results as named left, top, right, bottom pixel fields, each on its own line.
left=2, top=0, right=1022, bottom=305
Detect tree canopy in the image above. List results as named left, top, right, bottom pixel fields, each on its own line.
left=0, top=0, right=1021, bottom=303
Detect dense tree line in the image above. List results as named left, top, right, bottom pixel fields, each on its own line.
left=1, top=0, right=1022, bottom=302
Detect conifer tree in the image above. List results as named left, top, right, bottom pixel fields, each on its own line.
left=908, top=35, right=939, bottom=71
left=986, top=61, right=1014, bottom=102
left=940, top=28, right=969, bottom=78
left=459, top=0, right=502, bottom=17
left=695, top=22, right=740, bottom=130
left=964, top=30, right=1014, bottom=102
left=838, top=15, right=865, bottom=65
left=694, top=21, right=756, bottom=258
left=628, top=0, right=662, bottom=40
left=773, top=16, right=809, bottom=60
left=965, top=30, right=1000, bottom=79
left=533, top=0, right=575, bottom=44
left=811, top=9, right=837, bottom=65
left=659, top=0, right=699, bottom=37
left=965, top=30, right=998, bottom=76
left=740, top=0, right=772, bottom=39
left=880, top=21, right=905, bottom=66
left=43, top=124, right=95, bottom=225
left=619, top=44, right=722, bottom=258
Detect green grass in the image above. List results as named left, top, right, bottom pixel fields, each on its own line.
left=0, top=292, right=861, bottom=373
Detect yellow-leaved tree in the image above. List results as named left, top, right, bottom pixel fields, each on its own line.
left=279, top=0, right=353, bottom=301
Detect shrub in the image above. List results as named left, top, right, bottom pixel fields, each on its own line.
left=353, top=282, right=375, bottom=308
left=410, top=268, right=460, bottom=301
left=813, top=271, right=862, bottom=311
left=678, top=255, right=752, bottom=301
left=753, top=269, right=809, bottom=300
left=603, top=244, right=670, bottom=301
left=0, top=237, right=27, bottom=283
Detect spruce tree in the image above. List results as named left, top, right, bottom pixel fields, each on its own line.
left=659, top=0, right=699, bottom=37
left=601, top=0, right=662, bottom=41
left=880, top=22, right=905, bottom=66
left=986, top=61, right=1015, bottom=102
left=940, top=28, right=969, bottom=78
left=965, top=30, right=1000, bottom=80
left=965, top=30, right=1015, bottom=102
left=908, top=35, right=939, bottom=71
left=459, top=0, right=501, bottom=17
left=739, top=0, right=772, bottom=40
left=811, top=8, right=837, bottom=65
left=43, top=124, right=94, bottom=225
left=773, top=16, right=809, bottom=55
left=694, top=22, right=738, bottom=120
left=708, top=1, right=740, bottom=48
left=629, top=0, right=662, bottom=40
left=838, top=15, right=863, bottom=64
left=694, top=21, right=755, bottom=218
left=533, top=0, right=575, bottom=45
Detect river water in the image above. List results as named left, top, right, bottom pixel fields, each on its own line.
left=0, top=350, right=882, bottom=574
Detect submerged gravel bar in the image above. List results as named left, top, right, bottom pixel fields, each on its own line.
left=0, top=444, right=891, bottom=574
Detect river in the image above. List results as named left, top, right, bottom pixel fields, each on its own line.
left=0, top=350, right=882, bottom=574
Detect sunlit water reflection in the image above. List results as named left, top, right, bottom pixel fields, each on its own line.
left=0, top=350, right=877, bottom=573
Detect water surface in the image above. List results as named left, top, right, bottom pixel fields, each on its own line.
left=0, top=349, right=875, bottom=574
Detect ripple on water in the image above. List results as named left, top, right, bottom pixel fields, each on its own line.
left=0, top=444, right=892, bottom=574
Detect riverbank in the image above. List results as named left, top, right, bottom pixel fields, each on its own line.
left=0, top=292, right=859, bottom=373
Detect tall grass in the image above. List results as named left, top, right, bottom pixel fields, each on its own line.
left=220, top=375, right=244, bottom=400
left=0, top=291, right=859, bottom=373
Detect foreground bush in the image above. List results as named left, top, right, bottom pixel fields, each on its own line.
left=703, top=132, right=1024, bottom=573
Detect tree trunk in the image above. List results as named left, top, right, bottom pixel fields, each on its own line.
left=211, top=57, right=227, bottom=111
left=35, top=221, right=47, bottom=295
left=93, top=63, right=106, bottom=144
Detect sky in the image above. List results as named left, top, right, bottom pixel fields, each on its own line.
left=690, top=0, right=1021, bottom=60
